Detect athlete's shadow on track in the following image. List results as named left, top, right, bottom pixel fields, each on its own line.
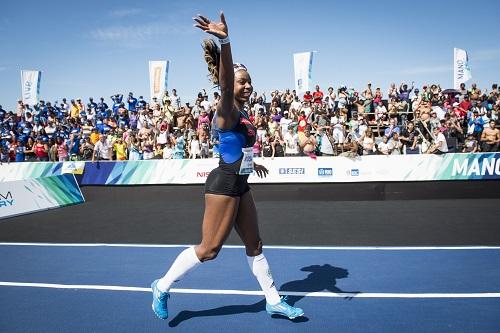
left=169, top=264, right=360, bottom=327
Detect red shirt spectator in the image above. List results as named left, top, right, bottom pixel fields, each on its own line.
left=297, top=112, right=308, bottom=132
left=312, top=85, right=323, bottom=104
left=459, top=96, right=472, bottom=112
left=303, top=91, right=313, bottom=103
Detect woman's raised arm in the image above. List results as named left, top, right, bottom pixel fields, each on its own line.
left=194, top=12, right=237, bottom=128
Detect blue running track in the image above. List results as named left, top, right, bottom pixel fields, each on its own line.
left=0, top=244, right=499, bottom=332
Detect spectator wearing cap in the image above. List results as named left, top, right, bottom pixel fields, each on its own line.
left=137, top=96, right=146, bottom=109
left=111, top=94, right=123, bottom=114
left=151, top=97, right=161, bottom=111
left=127, top=93, right=137, bottom=112
left=453, top=101, right=467, bottom=120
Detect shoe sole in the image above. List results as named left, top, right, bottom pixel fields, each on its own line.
left=152, top=303, right=169, bottom=320
left=267, top=310, right=304, bottom=320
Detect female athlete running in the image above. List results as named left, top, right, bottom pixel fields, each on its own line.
left=151, top=12, right=304, bottom=321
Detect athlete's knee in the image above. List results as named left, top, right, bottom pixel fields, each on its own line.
left=245, top=239, right=263, bottom=257
left=196, top=244, right=222, bottom=262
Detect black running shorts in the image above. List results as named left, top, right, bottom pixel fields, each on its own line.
left=204, top=166, right=251, bottom=197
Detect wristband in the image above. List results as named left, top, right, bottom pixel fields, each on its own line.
left=219, top=36, right=230, bottom=45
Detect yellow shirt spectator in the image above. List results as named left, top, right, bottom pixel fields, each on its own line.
left=114, top=141, right=127, bottom=160
left=70, top=104, right=80, bottom=119
left=90, top=131, right=100, bottom=145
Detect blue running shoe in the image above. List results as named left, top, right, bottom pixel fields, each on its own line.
left=151, top=279, right=170, bottom=320
left=266, top=296, right=304, bottom=319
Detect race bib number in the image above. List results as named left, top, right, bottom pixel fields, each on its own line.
left=238, top=147, right=254, bottom=175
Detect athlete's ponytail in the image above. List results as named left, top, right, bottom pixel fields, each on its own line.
left=202, top=39, right=220, bottom=87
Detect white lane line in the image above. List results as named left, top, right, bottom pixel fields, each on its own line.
left=0, top=243, right=499, bottom=250
left=1, top=282, right=500, bottom=298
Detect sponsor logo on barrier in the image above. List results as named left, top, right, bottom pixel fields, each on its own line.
left=0, top=191, right=14, bottom=208
left=279, top=168, right=305, bottom=175
left=348, top=169, right=359, bottom=176
left=196, top=171, right=211, bottom=178
left=452, top=157, right=500, bottom=176
left=318, top=168, right=333, bottom=177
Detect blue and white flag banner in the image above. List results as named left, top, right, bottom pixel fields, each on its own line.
left=0, top=174, right=85, bottom=220
left=293, top=52, right=313, bottom=94
left=454, top=48, right=472, bottom=89
left=149, top=60, right=169, bottom=101
left=20, top=70, right=42, bottom=106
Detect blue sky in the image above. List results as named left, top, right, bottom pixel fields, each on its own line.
left=1, top=0, right=499, bottom=111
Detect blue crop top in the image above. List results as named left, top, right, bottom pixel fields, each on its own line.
left=215, top=110, right=256, bottom=165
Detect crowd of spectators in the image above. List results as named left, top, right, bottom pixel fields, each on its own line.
left=1, top=82, right=499, bottom=163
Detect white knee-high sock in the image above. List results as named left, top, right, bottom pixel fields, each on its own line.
left=247, top=253, right=281, bottom=305
left=157, top=247, right=201, bottom=292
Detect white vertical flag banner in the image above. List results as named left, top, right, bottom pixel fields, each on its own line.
left=20, top=70, right=42, bottom=106
left=149, top=61, right=169, bottom=101
left=454, top=48, right=472, bottom=89
left=293, top=52, right=314, bottom=94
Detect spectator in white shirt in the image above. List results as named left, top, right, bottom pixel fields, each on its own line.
left=284, top=127, right=299, bottom=156
left=427, top=127, right=449, bottom=154
left=377, top=135, right=392, bottom=155
left=279, top=111, right=293, bottom=137
left=92, top=135, right=112, bottom=161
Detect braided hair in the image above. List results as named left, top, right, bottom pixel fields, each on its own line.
left=202, top=39, right=220, bottom=87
